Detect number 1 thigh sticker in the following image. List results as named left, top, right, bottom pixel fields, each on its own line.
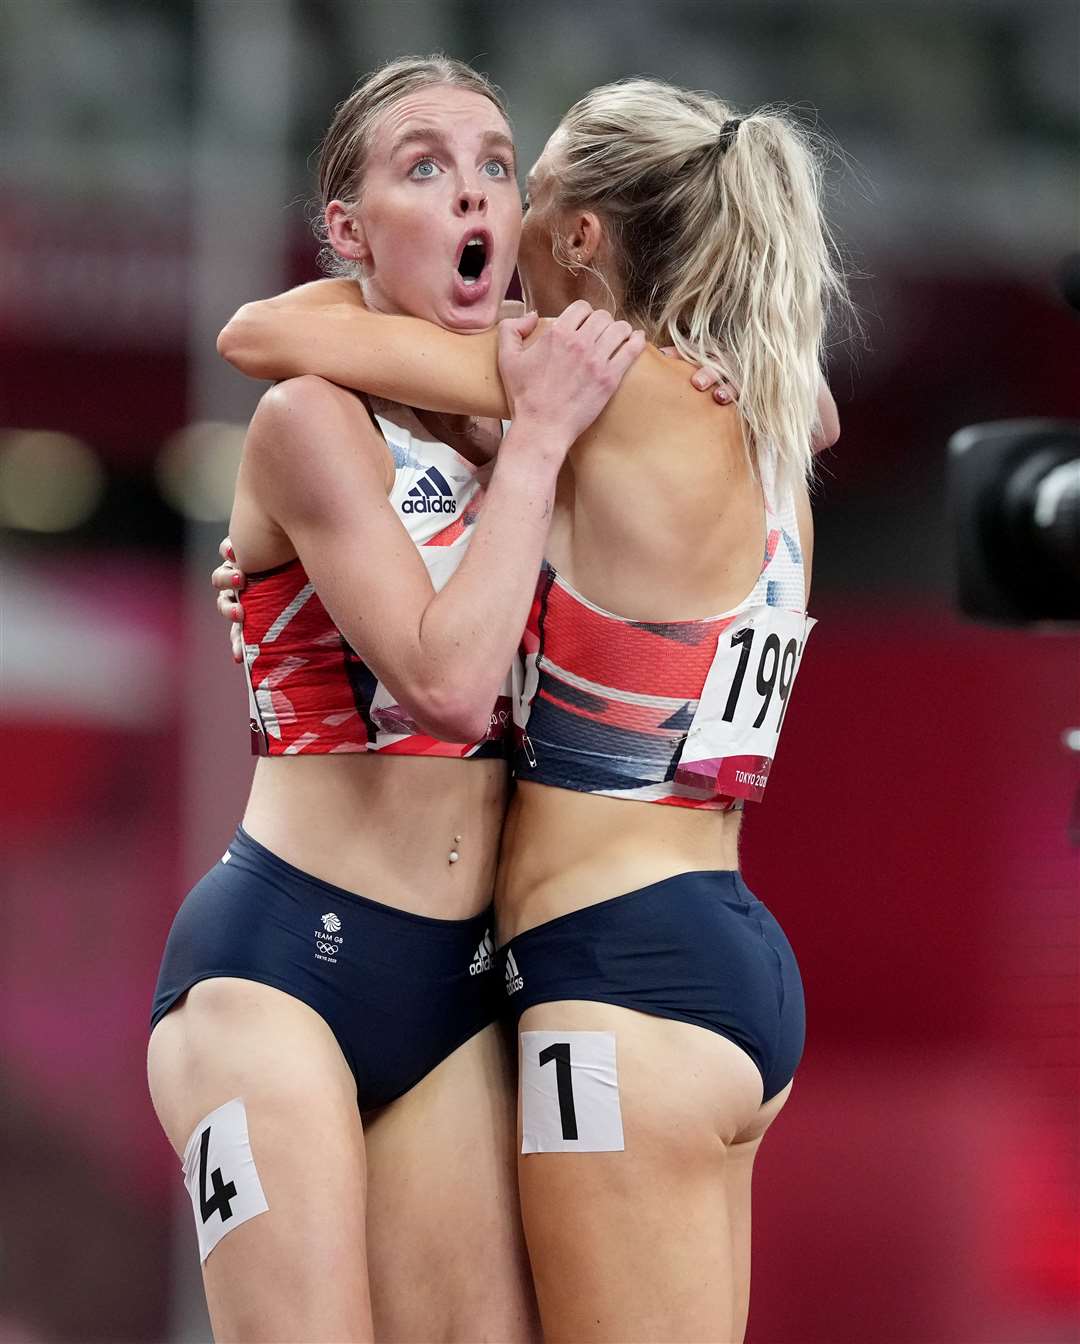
left=521, top=1031, right=625, bottom=1154
left=181, top=1097, right=269, bottom=1262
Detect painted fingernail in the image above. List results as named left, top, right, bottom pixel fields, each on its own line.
left=232, top=574, right=241, bottom=588
left=692, top=373, right=709, bottom=389
left=226, top=544, right=235, bottom=561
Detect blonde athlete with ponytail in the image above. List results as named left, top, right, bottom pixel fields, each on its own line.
left=219, top=78, right=849, bottom=1343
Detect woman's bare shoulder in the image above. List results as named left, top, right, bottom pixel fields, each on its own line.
left=246, top=376, right=392, bottom=489
left=580, top=344, right=739, bottom=461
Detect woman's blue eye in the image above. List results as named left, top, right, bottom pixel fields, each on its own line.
left=483, top=160, right=509, bottom=179
left=410, top=158, right=439, bottom=179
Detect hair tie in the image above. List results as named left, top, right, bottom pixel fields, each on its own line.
left=716, top=118, right=743, bottom=152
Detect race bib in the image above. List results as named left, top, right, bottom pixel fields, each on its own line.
left=675, top=606, right=815, bottom=802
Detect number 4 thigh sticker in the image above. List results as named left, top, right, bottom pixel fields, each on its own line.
left=181, top=1097, right=269, bottom=1262
left=521, top=1031, right=625, bottom=1154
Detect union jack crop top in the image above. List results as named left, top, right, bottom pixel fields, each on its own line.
left=513, top=450, right=815, bottom=808
left=242, top=397, right=512, bottom=758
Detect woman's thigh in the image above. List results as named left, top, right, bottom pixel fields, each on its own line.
left=148, top=977, right=372, bottom=1344
left=363, top=1021, right=540, bottom=1344
left=514, top=1000, right=766, bottom=1344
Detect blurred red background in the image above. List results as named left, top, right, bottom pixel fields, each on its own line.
left=1, top=2, right=1077, bottom=1341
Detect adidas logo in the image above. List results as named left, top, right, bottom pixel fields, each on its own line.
left=505, top=948, right=524, bottom=995
left=402, top=465, right=457, bottom=515
left=469, top=927, right=496, bottom=977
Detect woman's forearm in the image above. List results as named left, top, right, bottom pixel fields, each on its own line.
left=218, top=298, right=510, bottom=419
left=812, top=375, right=840, bottom=452
left=410, top=424, right=563, bottom=738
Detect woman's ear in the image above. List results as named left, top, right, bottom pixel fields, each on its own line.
left=325, top=201, right=370, bottom=267
left=566, top=210, right=604, bottom=266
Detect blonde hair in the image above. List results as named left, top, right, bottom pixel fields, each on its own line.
left=551, top=79, right=850, bottom=489
left=314, top=55, right=509, bottom=278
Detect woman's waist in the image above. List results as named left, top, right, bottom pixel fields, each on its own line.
left=243, top=754, right=508, bottom=919
left=494, top=780, right=742, bottom=940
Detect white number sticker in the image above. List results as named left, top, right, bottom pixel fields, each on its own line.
left=675, top=606, right=815, bottom=801
left=520, top=1031, right=625, bottom=1154
left=181, top=1098, right=269, bottom=1262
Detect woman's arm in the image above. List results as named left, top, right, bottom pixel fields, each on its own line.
left=218, top=283, right=511, bottom=420
left=220, top=287, right=839, bottom=453
left=238, top=306, right=642, bottom=742
left=812, top=376, right=840, bottom=452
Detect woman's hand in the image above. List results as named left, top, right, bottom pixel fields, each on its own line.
left=661, top=348, right=840, bottom=450
left=497, top=303, right=646, bottom=456
left=211, top=536, right=247, bottom=664
left=659, top=346, right=737, bottom=404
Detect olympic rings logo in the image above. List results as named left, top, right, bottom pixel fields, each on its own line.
left=315, top=940, right=338, bottom=956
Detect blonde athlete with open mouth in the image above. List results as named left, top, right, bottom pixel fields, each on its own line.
left=216, top=76, right=848, bottom=1344
left=147, top=56, right=646, bottom=1344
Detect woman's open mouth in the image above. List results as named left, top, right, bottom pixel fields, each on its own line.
left=452, top=229, right=493, bottom=305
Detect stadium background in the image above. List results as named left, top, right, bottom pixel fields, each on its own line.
left=1, top=1, right=1077, bottom=1340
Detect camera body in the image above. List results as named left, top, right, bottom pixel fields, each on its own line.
left=947, top=419, right=1080, bottom=625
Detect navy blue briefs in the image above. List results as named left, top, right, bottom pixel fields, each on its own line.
left=151, top=827, right=500, bottom=1110
left=500, top=870, right=804, bottom=1102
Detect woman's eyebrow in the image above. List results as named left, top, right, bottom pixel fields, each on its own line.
left=389, top=125, right=451, bottom=159
left=480, top=130, right=516, bottom=162
left=388, top=125, right=516, bottom=164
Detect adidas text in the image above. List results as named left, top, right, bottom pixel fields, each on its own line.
left=404, top=466, right=457, bottom=516
left=470, top=928, right=496, bottom=976
left=402, top=496, right=457, bottom=515
left=505, top=949, right=524, bottom=995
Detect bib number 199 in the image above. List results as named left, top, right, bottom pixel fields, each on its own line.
left=721, top=627, right=801, bottom=731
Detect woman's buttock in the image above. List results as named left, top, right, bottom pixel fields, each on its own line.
left=496, top=781, right=742, bottom=939
left=244, top=753, right=509, bottom=919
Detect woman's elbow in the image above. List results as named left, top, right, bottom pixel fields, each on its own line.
left=217, top=304, right=270, bottom=376
left=412, top=688, right=492, bottom=745
left=812, top=419, right=840, bottom=454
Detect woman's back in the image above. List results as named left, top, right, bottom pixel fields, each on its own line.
left=496, top=350, right=814, bottom=936
left=548, top=347, right=802, bottom=619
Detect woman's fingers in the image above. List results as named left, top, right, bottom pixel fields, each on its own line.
left=211, top=559, right=247, bottom=593
left=215, top=591, right=245, bottom=663
left=594, top=319, right=638, bottom=362
left=553, top=299, right=597, bottom=334
left=497, top=310, right=540, bottom=356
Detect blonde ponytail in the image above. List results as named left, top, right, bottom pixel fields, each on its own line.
left=551, top=80, right=850, bottom=490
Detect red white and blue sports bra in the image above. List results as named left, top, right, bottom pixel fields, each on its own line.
left=513, top=451, right=815, bottom=809
left=242, top=398, right=511, bottom=759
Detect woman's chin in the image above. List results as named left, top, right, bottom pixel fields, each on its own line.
left=438, top=295, right=502, bottom=332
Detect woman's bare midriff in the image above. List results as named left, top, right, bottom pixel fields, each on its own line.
left=242, top=753, right=508, bottom=919
left=494, top=780, right=742, bottom=942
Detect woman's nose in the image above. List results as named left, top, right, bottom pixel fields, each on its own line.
left=455, top=187, right=487, bottom=215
